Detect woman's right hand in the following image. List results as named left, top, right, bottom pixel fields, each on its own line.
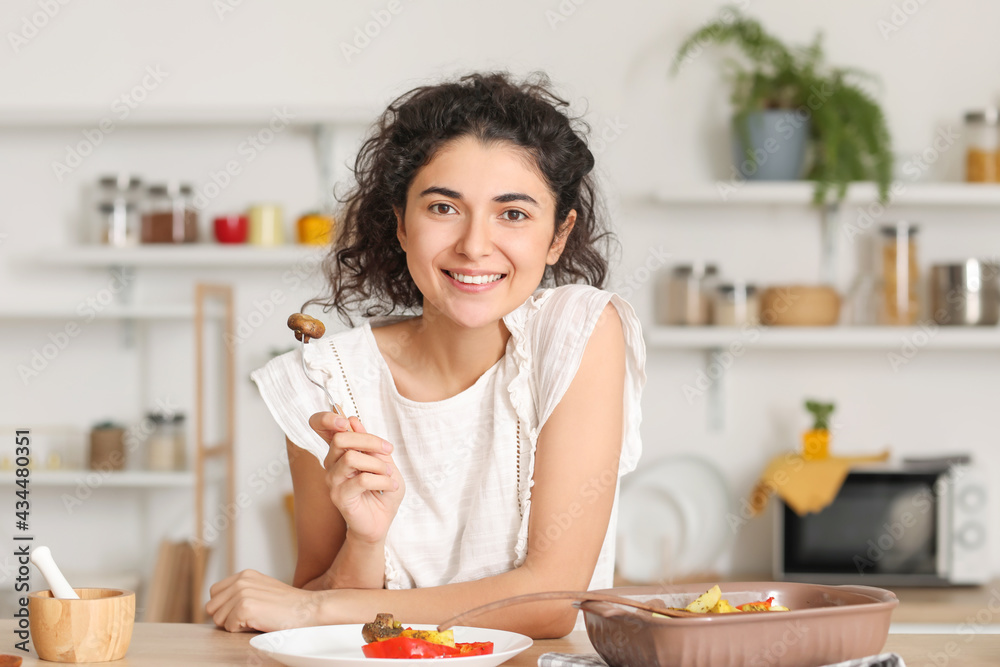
left=309, top=412, right=406, bottom=545
left=309, top=412, right=406, bottom=543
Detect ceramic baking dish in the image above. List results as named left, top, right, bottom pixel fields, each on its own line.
left=579, top=582, right=898, bottom=667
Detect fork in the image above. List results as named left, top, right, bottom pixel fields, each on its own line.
left=288, top=313, right=352, bottom=422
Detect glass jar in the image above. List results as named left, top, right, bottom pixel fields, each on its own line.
left=879, top=223, right=920, bottom=325
left=172, top=413, right=187, bottom=470
left=296, top=211, right=334, bottom=245
left=248, top=204, right=284, bottom=245
left=712, top=283, right=759, bottom=326
left=965, top=109, right=1000, bottom=183
left=146, top=413, right=176, bottom=471
left=88, top=422, right=125, bottom=471
left=844, top=232, right=881, bottom=326
left=656, top=262, right=719, bottom=325
left=95, top=174, right=142, bottom=246
left=142, top=182, right=198, bottom=243
left=213, top=214, right=248, bottom=244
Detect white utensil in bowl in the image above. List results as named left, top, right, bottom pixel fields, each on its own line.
left=30, top=546, right=80, bottom=599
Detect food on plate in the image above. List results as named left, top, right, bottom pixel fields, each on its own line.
left=287, top=313, right=326, bottom=343
left=654, top=585, right=791, bottom=617
left=682, top=585, right=790, bottom=614
left=362, top=612, right=404, bottom=643
left=737, top=597, right=788, bottom=612
left=709, top=598, right=741, bottom=613
left=684, top=584, right=722, bottom=613
left=361, top=613, right=494, bottom=659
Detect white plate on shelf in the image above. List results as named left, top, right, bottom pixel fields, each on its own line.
left=250, top=624, right=532, bottom=667
left=616, top=455, right=733, bottom=581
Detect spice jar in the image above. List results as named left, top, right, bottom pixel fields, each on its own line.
left=88, top=422, right=125, bottom=471
left=142, top=182, right=198, bottom=243
left=656, top=263, right=719, bottom=325
left=146, top=413, right=176, bottom=471
left=879, top=223, right=920, bottom=325
left=172, top=413, right=187, bottom=470
left=248, top=204, right=284, bottom=246
left=95, top=174, right=142, bottom=247
left=964, top=109, right=1000, bottom=183
left=296, top=212, right=334, bottom=245
left=844, top=233, right=881, bottom=326
left=214, top=214, right=248, bottom=244
left=712, top=283, right=759, bottom=326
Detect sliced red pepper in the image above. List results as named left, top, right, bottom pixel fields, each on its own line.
left=737, top=597, right=774, bottom=612
left=455, top=642, right=494, bottom=656
left=362, top=637, right=460, bottom=659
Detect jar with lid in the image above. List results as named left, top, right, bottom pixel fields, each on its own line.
left=879, top=223, right=920, bottom=325
left=712, top=282, right=759, bottom=326
left=88, top=421, right=126, bottom=471
left=844, top=233, right=881, bottom=326
left=146, top=413, right=176, bottom=471
left=965, top=109, right=1000, bottom=183
left=248, top=204, right=284, bottom=246
left=172, top=413, right=187, bottom=470
left=95, top=174, right=142, bottom=246
left=142, top=182, right=198, bottom=243
left=656, top=262, right=719, bottom=325
left=296, top=211, right=334, bottom=245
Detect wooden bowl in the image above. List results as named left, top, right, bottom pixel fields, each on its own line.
left=28, top=588, right=135, bottom=663
left=760, top=285, right=841, bottom=326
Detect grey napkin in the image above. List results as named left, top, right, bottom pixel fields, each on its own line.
left=537, top=651, right=905, bottom=667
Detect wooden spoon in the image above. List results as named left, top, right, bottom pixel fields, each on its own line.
left=437, top=591, right=702, bottom=630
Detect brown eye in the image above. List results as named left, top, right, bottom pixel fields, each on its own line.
left=501, top=209, right=527, bottom=222
left=430, top=203, right=455, bottom=215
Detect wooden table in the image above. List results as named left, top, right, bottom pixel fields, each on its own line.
left=891, top=581, right=1000, bottom=624
left=2, top=621, right=998, bottom=666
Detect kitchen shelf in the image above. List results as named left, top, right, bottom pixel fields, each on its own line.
left=0, top=470, right=195, bottom=488
left=645, top=326, right=1000, bottom=350
left=0, top=106, right=374, bottom=128
left=644, top=182, right=1000, bottom=207
left=35, top=244, right=325, bottom=268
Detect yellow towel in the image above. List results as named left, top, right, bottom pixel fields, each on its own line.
left=750, top=450, right=890, bottom=516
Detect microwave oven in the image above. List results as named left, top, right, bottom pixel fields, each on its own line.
left=775, top=463, right=991, bottom=586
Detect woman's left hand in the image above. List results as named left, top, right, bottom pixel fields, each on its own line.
left=206, top=569, right=323, bottom=632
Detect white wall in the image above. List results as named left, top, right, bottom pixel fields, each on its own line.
left=2, top=0, right=998, bottom=602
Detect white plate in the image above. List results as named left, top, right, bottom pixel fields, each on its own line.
left=616, top=455, right=733, bottom=581
left=250, top=624, right=532, bottom=667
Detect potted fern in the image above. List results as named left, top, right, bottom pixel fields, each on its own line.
left=673, top=8, right=893, bottom=204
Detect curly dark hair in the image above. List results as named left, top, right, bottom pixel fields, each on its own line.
left=306, top=71, right=615, bottom=323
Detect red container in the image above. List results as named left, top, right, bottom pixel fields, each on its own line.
left=213, top=215, right=248, bottom=244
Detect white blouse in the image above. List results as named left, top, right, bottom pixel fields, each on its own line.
left=251, top=284, right=646, bottom=594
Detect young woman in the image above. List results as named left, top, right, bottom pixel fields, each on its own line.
left=206, top=72, right=645, bottom=639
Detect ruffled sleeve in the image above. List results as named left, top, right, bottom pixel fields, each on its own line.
left=514, top=284, right=646, bottom=475
left=503, top=285, right=646, bottom=576
left=249, top=346, right=334, bottom=466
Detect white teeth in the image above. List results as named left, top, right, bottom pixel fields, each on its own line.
left=447, top=271, right=504, bottom=285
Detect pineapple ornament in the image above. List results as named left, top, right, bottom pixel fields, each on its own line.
left=802, top=400, right=835, bottom=460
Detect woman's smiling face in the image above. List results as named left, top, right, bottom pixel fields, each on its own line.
left=396, top=135, right=575, bottom=330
